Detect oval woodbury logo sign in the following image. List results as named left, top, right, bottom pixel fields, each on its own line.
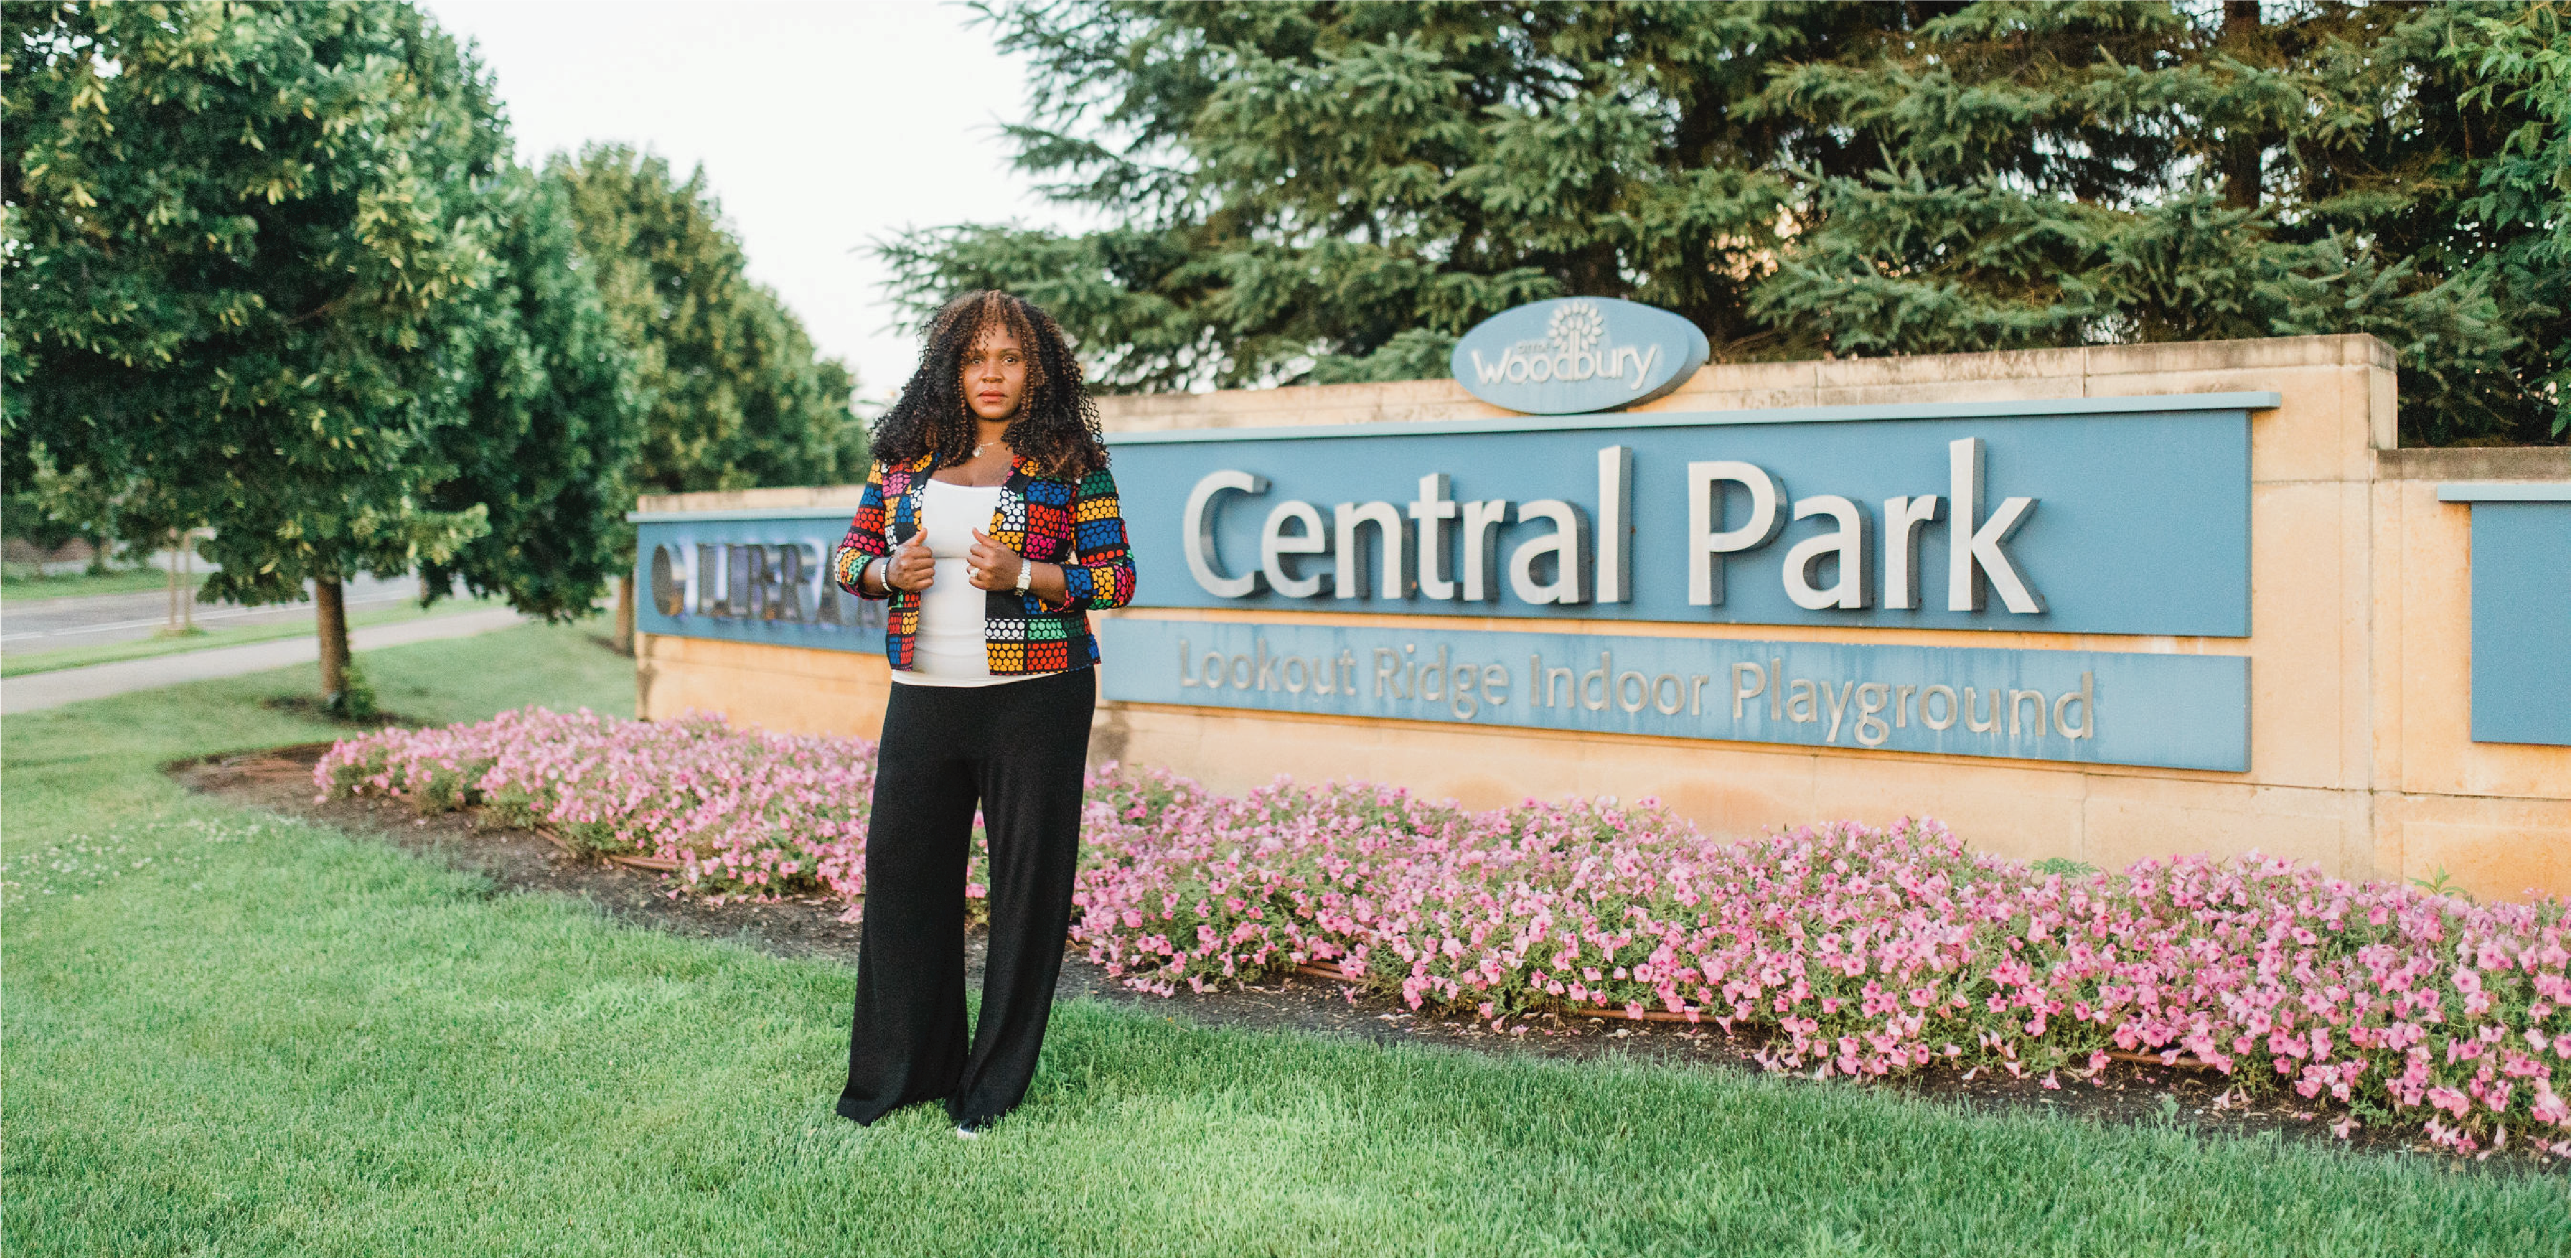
left=1450, top=296, right=1710, bottom=415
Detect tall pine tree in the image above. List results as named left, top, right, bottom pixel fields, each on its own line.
left=883, top=2, right=1900, bottom=389
left=1753, top=0, right=2567, bottom=444
left=895, top=0, right=2565, bottom=444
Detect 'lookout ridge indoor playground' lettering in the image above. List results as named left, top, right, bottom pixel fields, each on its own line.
left=1170, top=632, right=2093, bottom=747
left=1101, top=617, right=2248, bottom=772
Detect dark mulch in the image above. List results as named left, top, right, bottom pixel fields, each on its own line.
left=172, top=742, right=2562, bottom=1170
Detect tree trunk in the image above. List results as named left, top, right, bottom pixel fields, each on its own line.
left=2221, top=0, right=2264, bottom=211
left=316, top=576, right=350, bottom=698
left=613, top=574, right=636, bottom=656
left=165, top=531, right=183, bottom=633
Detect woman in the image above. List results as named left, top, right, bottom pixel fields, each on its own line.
left=828, top=290, right=1136, bottom=1137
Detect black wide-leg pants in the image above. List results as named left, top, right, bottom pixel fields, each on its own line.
left=836, top=666, right=1094, bottom=1129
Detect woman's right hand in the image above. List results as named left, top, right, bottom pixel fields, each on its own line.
left=883, top=531, right=935, bottom=592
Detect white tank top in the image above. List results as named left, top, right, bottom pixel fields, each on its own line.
left=892, top=479, right=1026, bottom=688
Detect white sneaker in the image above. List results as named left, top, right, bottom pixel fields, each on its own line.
left=954, top=1125, right=981, bottom=1140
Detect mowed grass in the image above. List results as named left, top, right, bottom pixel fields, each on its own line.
left=5, top=626, right=2566, bottom=1257
left=0, top=564, right=190, bottom=601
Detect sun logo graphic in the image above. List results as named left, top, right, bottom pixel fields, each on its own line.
left=1467, top=298, right=1666, bottom=392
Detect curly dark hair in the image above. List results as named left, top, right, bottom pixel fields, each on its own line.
left=869, top=291, right=1108, bottom=479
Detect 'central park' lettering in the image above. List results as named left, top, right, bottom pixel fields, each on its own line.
left=1181, top=438, right=2041, bottom=617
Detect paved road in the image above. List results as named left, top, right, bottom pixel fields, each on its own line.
left=0, top=572, right=424, bottom=653
left=1, top=607, right=529, bottom=714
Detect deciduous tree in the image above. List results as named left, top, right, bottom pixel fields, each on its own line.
left=415, top=164, right=646, bottom=627
left=549, top=143, right=862, bottom=648
left=4, top=1, right=647, bottom=704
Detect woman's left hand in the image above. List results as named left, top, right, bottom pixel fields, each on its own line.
left=966, top=529, right=1029, bottom=591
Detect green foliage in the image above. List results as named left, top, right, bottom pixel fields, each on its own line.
left=547, top=144, right=861, bottom=500
left=1, top=469, right=101, bottom=560
left=1750, top=0, right=2569, bottom=446
left=883, top=2, right=1892, bottom=390
left=4, top=1, right=503, bottom=603
left=4, top=2, right=654, bottom=675
left=324, top=655, right=378, bottom=721
left=415, top=166, right=646, bottom=621
left=897, top=1, right=2566, bottom=445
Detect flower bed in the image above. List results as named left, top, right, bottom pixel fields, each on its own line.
left=319, top=706, right=2571, bottom=1157
left=313, top=706, right=908, bottom=907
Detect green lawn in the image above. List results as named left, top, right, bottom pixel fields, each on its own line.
left=0, top=564, right=196, bottom=601
left=5, top=625, right=2565, bottom=1258
left=0, top=595, right=502, bottom=678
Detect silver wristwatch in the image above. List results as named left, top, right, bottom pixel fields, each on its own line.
left=1013, top=557, right=1032, bottom=594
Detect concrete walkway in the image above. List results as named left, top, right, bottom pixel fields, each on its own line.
left=0, top=572, right=421, bottom=651
left=2, top=607, right=529, bottom=715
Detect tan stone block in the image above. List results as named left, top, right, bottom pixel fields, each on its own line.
left=1098, top=378, right=1513, bottom=435
left=1805, top=755, right=2085, bottom=863
left=637, top=635, right=888, bottom=739
left=1592, top=745, right=1817, bottom=840
left=2369, top=366, right=2399, bottom=451
left=637, top=485, right=866, bottom=514
left=2367, top=481, right=2410, bottom=791
left=2369, top=796, right=2406, bottom=885
left=2245, top=481, right=2350, bottom=788
left=1552, top=737, right=1822, bottom=836
left=2079, top=777, right=2362, bottom=876
left=2082, top=334, right=2391, bottom=377
left=2385, top=479, right=2571, bottom=800
left=2387, top=792, right=2573, bottom=904
left=1636, top=388, right=1821, bottom=415
left=1816, top=347, right=2090, bottom=388
left=1815, top=377, right=2090, bottom=408
left=2375, top=447, right=2570, bottom=482
left=2082, top=363, right=2373, bottom=484
left=2364, top=479, right=2566, bottom=802
left=2394, top=484, right=2476, bottom=794
left=2335, top=479, right=2377, bottom=805
left=1665, top=359, right=1820, bottom=400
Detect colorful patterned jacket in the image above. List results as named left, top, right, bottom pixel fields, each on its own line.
left=831, top=454, right=1137, bottom=675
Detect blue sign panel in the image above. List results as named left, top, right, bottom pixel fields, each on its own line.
left=629, top=508, right=887, bottom=654
left=1449, top=297, right=1710, bottom=415
left=1106, top=395, right=2259, bottom=639
left=2449, top=487, right=2572, bottom=746
left=1099, top=616, right=2250, bottom=771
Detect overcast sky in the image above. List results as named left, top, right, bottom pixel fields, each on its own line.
left=421, top=0, right=1085, bottom=403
